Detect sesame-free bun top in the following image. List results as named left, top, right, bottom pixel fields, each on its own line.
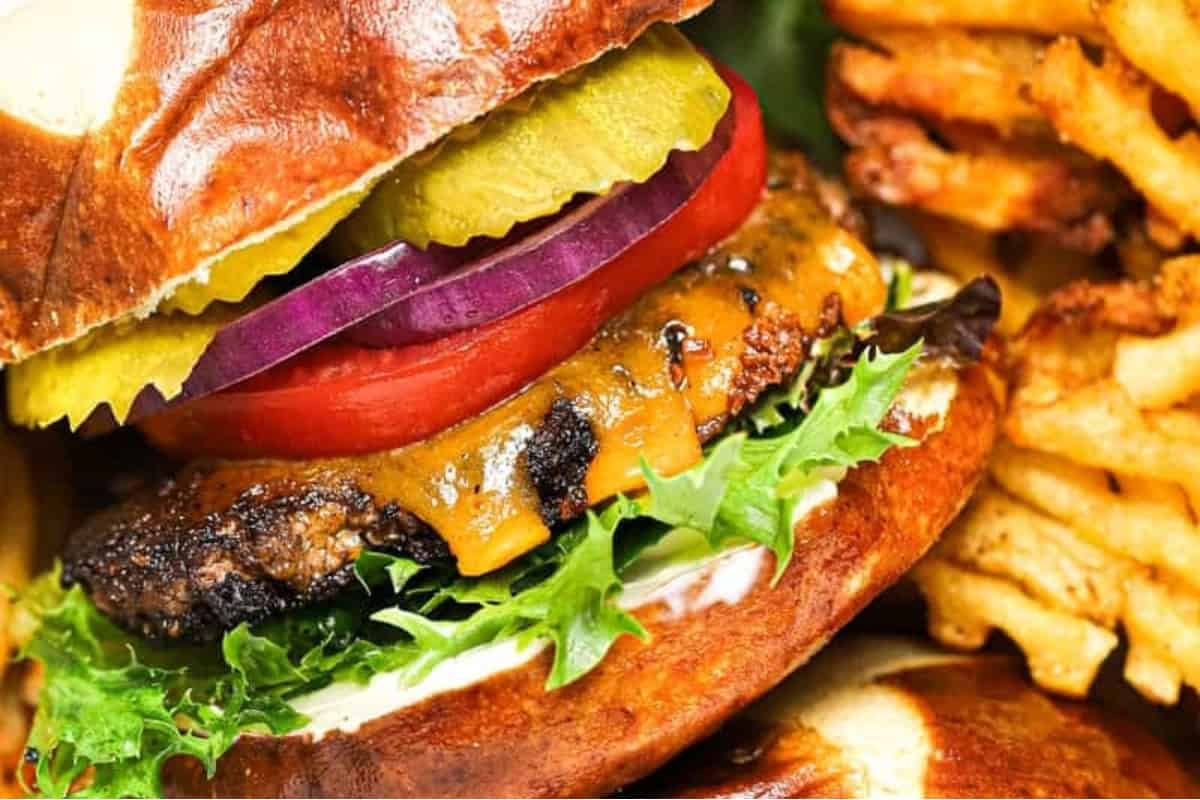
left=0, top=0, right=712, bottom=363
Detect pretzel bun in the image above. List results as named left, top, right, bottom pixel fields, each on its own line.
left=162, top=359, right=1000, bottom=798
left=641, top=636, right=1198, bottom=798
left=0, top=0, right=711, bottom=362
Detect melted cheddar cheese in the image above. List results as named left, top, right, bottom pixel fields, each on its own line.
left=339, top=164, right=886, bottom=574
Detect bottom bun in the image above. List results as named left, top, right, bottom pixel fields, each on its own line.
left=165, top=363, right=999, bottom=798
left=639, top=635, right=1198, bottom=798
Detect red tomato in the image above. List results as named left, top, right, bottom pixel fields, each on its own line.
left=141, top=66, right=768, bottom=459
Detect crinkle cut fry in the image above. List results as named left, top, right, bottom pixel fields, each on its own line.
left=920, top=467, right=1200, bottom=705
left=930, top=481, right=1128, bottom=626
left=830, top=30, right=1049, bottom=138
left=1005, top=267, right=1200, bottom=541
left=827, top=77, right=1123, bottom=252
left=1033, top=38, right=1200, bottom=241
left=1095, top=0, right=1200, bottom=119
left=931, top=269, right=1200, bottom=704
left=911, top=557, right=1118, bottom=697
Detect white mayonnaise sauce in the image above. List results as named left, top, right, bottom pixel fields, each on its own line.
left=289, top=479, right=841, bottom=740
left=290, top=637, right=549, bottom=740
left=893, top=363, right=958, bottom=434
left=616, top=542, right=766, bottom=620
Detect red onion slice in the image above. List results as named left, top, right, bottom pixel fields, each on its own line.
left=347, top=110, right=732, bottom=347
left=120, top=243, right=468, bottom=423
left=117, top=98, right=733, bottom=425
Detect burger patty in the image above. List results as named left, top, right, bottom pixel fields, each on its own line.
left=63, top=154, right=888, bottom=642
left=62, top=473, right=451, bottom=641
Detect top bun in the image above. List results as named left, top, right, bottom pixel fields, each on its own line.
left=0, top=0, right=711, bottom=363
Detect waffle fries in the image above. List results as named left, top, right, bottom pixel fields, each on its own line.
left=1033, top=39, right=1200, bottom=243
left=828, top=0, right=1200, bottom=698
left=1094, top=0, right=1200, bottom=118
left=830, top=29, right=1048, bottom=137
left=828, top=0, right=1200, bottom=272
left=915, top=265, right=1200, bottom=703
left=827, top=40, right=1125, bottom=254
left=824, top=0, right=1102, bottom=38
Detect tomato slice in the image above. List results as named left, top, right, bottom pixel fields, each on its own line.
left=141, top=66, right=767, bottom=460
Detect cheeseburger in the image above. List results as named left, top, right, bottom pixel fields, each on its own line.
left=0, top=1, right=1000, bottom=796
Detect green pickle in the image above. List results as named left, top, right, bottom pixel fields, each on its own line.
left=329, top=25, right=730, bottom=253
left=7, top=304, right=237, bottom=429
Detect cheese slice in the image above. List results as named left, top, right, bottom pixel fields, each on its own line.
left=328, top=184, right=884, bottom=575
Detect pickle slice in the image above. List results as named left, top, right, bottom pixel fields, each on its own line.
left=329, top=25, right=730, bottom=253
left=162, top=191, right=367, bottom=315
left=7, top=304, right=239, bottom=429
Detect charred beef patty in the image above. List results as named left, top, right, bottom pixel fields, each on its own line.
left=62, top=156, right=887, bottom=642
left=62, top=475, right=449, bottom=641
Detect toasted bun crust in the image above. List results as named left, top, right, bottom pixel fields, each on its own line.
left=162, top=361, right=999, bottom=798
left=641, top=636, right=1198, bottom=798
left=0, top=0, right=712, bottom=363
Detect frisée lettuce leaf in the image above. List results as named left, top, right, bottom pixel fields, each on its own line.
left=18, top=576, right=306, bottom=799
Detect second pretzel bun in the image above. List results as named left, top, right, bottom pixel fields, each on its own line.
left=164, top=360, right=1000, bottom=798
left=640, top=636, right=1198, bottom=798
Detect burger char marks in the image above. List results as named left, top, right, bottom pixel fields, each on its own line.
left=527, top=399, right=598, bottom=526
left=62, top=163, right=888, bottom=641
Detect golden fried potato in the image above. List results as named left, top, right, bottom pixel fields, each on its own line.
left=1115, top=320, right=1200, bottom=409
left=1018, top=277, right=1173, bottom=342
left=933, top=482, right=1128, bottom=625
left=1004, top=276, right=1200, bottom=497
left=993, top=273, right=1200, bottom=700
left=1156, top=255, right=1200, bottom=321
left=1123, top=573, right=1200, bottom=704
left=917, top=477, right=1200, bottom=705
left=1095, top=0, right=1200, bottom=118
left=824, top=0, right=1102, bottom=38
left=912, top=558, right=1118, bottom=696
left=1147, top=407, right=1200, bottom=443
left=830, top=30, right=1047, bottom=137
left=1123, top=636, right=1184, bottom=706
left=1033, top=38, right=1200, bottom=239
left=828, top=86, right=1123, bottom=252
left=1007, top=286, right=1132, bottom=397
left=1115, top=473, right=1193, bottom=517
left=990, top=441, right=1200, bottom=592
left=1008, top=382, right=1200, bottom=504
left=1008, top=268, right=1200, bottom=528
